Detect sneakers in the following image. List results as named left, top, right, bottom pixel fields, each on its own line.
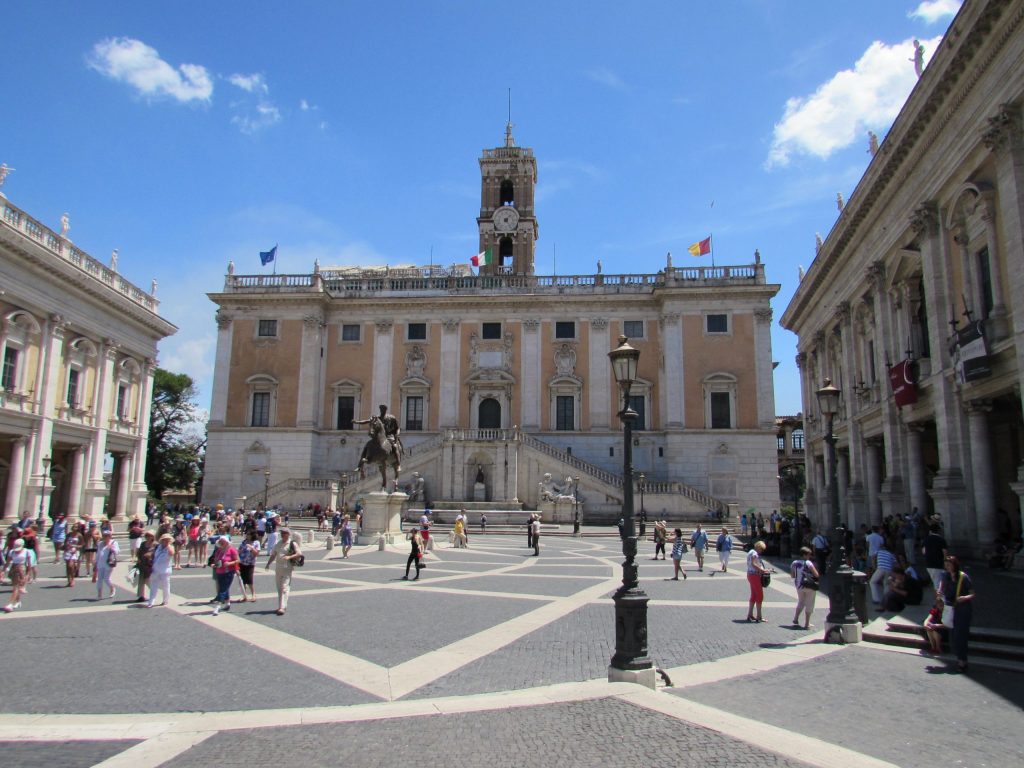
left=212, top=604, right=221, bottom=616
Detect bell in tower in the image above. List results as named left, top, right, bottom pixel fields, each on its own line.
left=476, top=121, right=538, bottom=276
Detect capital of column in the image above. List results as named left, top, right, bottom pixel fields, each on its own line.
left=866, top=260, right=886, bottom=291
left=375, top=321, right=393, bottom=335
left=909, top=202, right=939, bottom=237
left=590, top=317, right=609, bottom=330
left=982, top=102, right=1021, bottom=153
left=442, top=318, right=460, bottom=334
left=659, top=313, right=680, bottom=327
left=522, top=319, right=539, bottom=333
left=215, top=310, right=232, bottom=330
left=795, top=351, right=807, bottom=369
left=965, top=398, right=993, bottom=415
left=834, top=301, right=851, bottom=326
left=754, top=307, right=773, bottom=325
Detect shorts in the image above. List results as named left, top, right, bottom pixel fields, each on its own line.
left=239, top=563, right=255, bottom=586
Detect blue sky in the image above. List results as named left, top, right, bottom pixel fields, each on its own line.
left=1, top=0, right=962, bottom=418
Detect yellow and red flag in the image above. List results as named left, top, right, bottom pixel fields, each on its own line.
left=687, top=237, right=711, bottom=257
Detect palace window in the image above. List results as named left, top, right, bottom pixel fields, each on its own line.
left=623, top=320, right=644, bottom=339
left=792, top=429, right=805, bottom=451
left=555, top=321, right=576, bottom=339
left=116, top=384, right=128, bottom=420
left=703, top=372, right=737, bottom=429
left=407, top=322, right=427, bottom=341
left=257, top=319, right=277, bottom=338
left=66, top=368, right=81, bottom=408
left=251, top=393, right=270, bottom=427
left=336, top=396, right=355, bottom=430
left=556, top=395, right=574, bottom=431
left=706, top=314, right=729, bottom=334
left=341, top=324, right=361, bottom=342
left=977, top=247, right=993, bottom=320
left=629, top=394, right=646, bottom=431
left=1, top=346, right=18, bottom=391
left=405, top=396, right=424, bottom=431
left=247, top=374, right=278, bottom=428
left=482, top=322, right=502, bottom=340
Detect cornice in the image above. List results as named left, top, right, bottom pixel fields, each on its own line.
left=782, top=0, right=1017, bottom=331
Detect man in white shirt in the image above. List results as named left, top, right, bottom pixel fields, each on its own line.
left=866, top=526, right=885, bottom=564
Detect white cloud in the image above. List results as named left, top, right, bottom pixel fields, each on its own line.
left=231, top=101, right=281, bottom=134
left=909, top=0, right=961, bottom=23
left=766, top=36, right=942, bottom=167
left=586, top=67, right=626, bottom=90
left=228, top=73, right=268, bottom=94
left=88, top=37, right=212, bottom=103
left=299, top=98, right=316, bottom=111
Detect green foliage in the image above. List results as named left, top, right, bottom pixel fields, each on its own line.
left=146, top=368, right=204, bottom=499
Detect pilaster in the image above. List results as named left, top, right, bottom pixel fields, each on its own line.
left=371, top=321, right=394, bottom=411
left=588, top=318, right=610, bottom=428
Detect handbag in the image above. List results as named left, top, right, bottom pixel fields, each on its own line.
left=760, top=571, right=771, bottom=588
left=107, top=549, right=118, bottom=568
left=128, top=566, right=140, bottom=588
left=941, top=572, right=964, bottom=626
left=290, top=542, right=305, bottom=567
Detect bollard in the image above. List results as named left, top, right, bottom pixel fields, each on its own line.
left=427, top=535, right=435, bottom=551
left=325, top=534, right=335, bottom=551
left=306, top=530, right=314, bottom=544
left=378, top=534, right=386, bottom=551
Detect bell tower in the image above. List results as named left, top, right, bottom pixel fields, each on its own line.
left=476, top=121, right=538, bottom=276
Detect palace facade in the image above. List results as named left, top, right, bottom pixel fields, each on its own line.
left=0, top=196, right=177, bottom=522
left=203, top=126, right=781, bottom=520
left=781, top=0, right=1024, bottom=554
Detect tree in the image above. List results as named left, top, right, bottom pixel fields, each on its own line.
left=146, top=368, right=204, bottom=499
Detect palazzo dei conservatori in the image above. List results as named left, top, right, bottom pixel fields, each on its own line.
left=202, top=125, right=781, bottom=521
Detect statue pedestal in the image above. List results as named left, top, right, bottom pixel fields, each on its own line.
left=473, top=482, right=486, bottom=502
left=357, top=491, right=408, bottom=545
left=538, top=498, right=574, bottom=523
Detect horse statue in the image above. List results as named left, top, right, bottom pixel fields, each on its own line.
left=357, top=415, right=403, bottom=490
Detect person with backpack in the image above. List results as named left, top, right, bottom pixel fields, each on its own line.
left=715, top=527, right=734, bottom=573
left=790, top=546, right=820, bottom=629
left=690, top=524, right=709, bottom=572
left=266, top=528, right=303, bottom=616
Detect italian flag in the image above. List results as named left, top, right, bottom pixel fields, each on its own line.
left=470, top=249, right=494, bottom=267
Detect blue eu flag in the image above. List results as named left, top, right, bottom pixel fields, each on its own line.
left=259, top=245, right=277, bottom=266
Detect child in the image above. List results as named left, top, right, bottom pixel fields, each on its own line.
left=922, top=594, right=945, bottom=655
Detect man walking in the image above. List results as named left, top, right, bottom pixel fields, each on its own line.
left=870, top=540, right=897, bottom=608
left=690, top=524, right=709, bottom=572
left=531, top=515, right=541, bottom=556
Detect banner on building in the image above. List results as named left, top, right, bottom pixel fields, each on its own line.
left=951, top=320, right=991, bottom=384
left=888, top=359, right=918, bottom=407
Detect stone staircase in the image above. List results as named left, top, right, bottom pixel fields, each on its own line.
left=862, top=610, right=1024, bottom=669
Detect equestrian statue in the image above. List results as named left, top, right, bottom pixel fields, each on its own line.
left=354, top=404, right=404, bottom=490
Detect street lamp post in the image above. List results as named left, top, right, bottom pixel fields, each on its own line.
left=37, top=456, right=52, bottom=530
left=816, top=378, right=862, bottom=643
left=263, top=469, right=271, bottom=511
left=607, top=336, right=654, bottom=685
left=340, top=472, right=349, bottom=512
left=637, top=472, right=646, bottom=538
left=573, top=476, right=581, bottom=536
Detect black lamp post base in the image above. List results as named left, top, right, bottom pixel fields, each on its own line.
left=609, top=588, right=653, bottom=673
left=823, top=567, right=863, bottom=644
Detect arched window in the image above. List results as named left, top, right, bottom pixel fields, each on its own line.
left=478, top=398, right=501, bottom=429
left=499, top=237, right=514, bottom=268
left=500, top=179, right=515, bottom=206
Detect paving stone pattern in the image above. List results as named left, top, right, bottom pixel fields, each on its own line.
left=0, top=611, right=377, bottom=714
left=685, top=644, right=1024, bottom=768
left=0, top=740, right=139, bottom=768
left=163, top=698, right=813, bottom=768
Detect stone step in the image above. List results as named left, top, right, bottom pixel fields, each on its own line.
left=862, top=615, right=1024, bottom=662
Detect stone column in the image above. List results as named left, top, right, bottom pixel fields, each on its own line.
left=520, top=319, right=541, bottom=430
left=753, top=307, right=776, bottom=428
left=65, top=446, right=85, bottom=520
left=905, top=423, right=928, bottom=517
left=208, top=312, right=234, bottom=427
left=371, top=321, right=393, bottom=413
left=439, top=319, right=460, bottom=428
left=3, top=436, right=27, bottom=521
left=661, top=313, right=683, bottom=428
left=588, top=318, right=610, bottom=428
left=1010, top=465, right=1024, bottom=542
left=966, top=400, right=997, bottom=546
left=113, top=453, right=131, bottom=520
left=864, top=439, right=882, bottom=526
left=837, top=450, right=850, bottom=525
left=297, top=315, right=324, bottom=427
left=133, top=359, right=156, bottom=485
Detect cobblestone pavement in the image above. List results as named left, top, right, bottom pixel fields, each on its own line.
left=0, top=532, right=1019, bottom=767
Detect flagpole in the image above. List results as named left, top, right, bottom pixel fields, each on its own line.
left=710, top=233, right=715, bottom=269
left=273, top=243, right=278, bottom=276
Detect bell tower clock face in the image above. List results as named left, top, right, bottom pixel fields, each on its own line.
left=492, top=206, right=520, bottom=233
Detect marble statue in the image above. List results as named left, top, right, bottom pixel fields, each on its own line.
left=227, top=260, right=235, bottom=275
left=911, top=39, right=925, bottom=77
left=0, top=163, right=13, bottom=190
left=405, top=471, right=425, bottom=502
left=815, top=233, right=823, bottom=252
left=60, top=213, right=70, bottom=238
left=836, top=193, right=845, bottom=212
left=539, top=473, right=574, bottom=501
left=151, top=279, right=158, bottom=296
left=867, top=131, right=879, bottom=156
left=110, top=249, right=119, bottom=271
